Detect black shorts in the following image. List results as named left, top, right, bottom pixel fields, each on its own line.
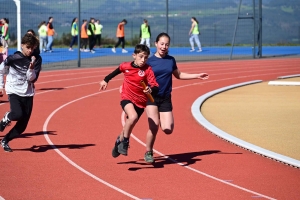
left=146, top=94, right=173, bottom=112
left=120, top=100, right=144, bottom=119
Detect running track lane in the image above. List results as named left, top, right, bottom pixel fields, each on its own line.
left=0, top=58, right=300, bottom=200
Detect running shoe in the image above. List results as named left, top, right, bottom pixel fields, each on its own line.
left=122, top=49, right=128, bottom=53
left=144, top=151, right=154, bottom=163
left=1, top=139, right=12, bottom=152
left=118, top=140, right=129, bottom=156
left=190, top=49, right=195, bottom=52
left=111, top=47, right=116, bottom=53
left=112, top=136, right=121, bottom=158
left=0, top=112, right=11, bottom=132
left=197, top=49, right=202, bottom=52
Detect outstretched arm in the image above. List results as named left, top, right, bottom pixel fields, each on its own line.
left=173, top=69, right=209, bottom=80
left=99, top=66, right=121, bottom=90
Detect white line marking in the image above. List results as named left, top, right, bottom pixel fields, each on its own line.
left=0, top=196, right=5, bottom=200
left=42, top=88, right=141, bottom=200
left=268, top=81, right=300, bottom=86
left=121, top=111, right=276, bottom=200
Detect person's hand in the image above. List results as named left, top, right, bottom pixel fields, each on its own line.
left=198, top=73, right=209, bottom=80
left=29, top=56, right=36, bottom=69
left=143, top=86, right=152, bottom=94
left=99, top=80, right=108, bottom=90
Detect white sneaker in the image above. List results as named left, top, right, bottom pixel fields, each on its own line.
left=197, top=49, right=202, bottom=52
left=90, top=50, right=95, bottom=53
left=122, top=49, right=128, bottom=53
left=190, top=49, right=195, bottom=52
left=84, top=49, right=89, bottom=52
left=112, top=48, right=116, bottom=53
left=69, top=48, right=74, bottom=51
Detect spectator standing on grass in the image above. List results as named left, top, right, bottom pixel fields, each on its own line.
left=69, top=18, right=78, bottom=51
left=112, top=19, right=128, bottom=53
left=38, top=21, right=47, bottom=52
left=189, top=17, right=202, bottom=52
left=46, top=17, right=56, bottom=53
left=95, top=20, right=103, bottom=48
left=140, top=19, right=151, bottom=49
left=80, top=19, right=89, bottom=52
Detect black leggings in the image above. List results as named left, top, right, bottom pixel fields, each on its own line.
left=115, top=37, right=125, bottom=49
left=95, top=34, right=101, bottom=46
left=4, top=94, right=33, bottom=142
left=88, top=35, right=96, bottom=50
left=81, top=38, right=88, bottom=49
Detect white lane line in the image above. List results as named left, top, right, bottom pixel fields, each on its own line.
left=37, top=68, right=300, bottom=199
left=0, top=196, right=5, bottom=200
left=122, top=106, right=276, bottom=199
left=42, top=88, right=141, bottom=200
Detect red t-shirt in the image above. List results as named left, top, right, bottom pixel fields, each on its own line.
left=119, top=62, right=158, bottom=108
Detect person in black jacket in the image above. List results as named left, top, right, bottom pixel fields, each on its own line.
left=0, top=33, right=42, bottom=152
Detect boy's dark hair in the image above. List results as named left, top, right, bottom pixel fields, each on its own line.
left=27, top=29, right=36, bottom=36
left=21, top=33, right=39, bottom=48
left=122, top=19, right=127, bottom=24
left=134, top=44, right=150, bottom=55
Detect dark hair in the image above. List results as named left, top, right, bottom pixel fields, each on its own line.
left=89, top=18, right=95, bottom=23
left=155, top=32, right=171, bottom=43
left=38, top=21, right=46, bottom=28
left=122, top=19, right=127, bottom=24
left=134, top=44, right=150, bottom=55
left=82, top=19, right=87, bottom=23
left=21, top=33, right=39, bottom=48
left=191, top=17, right=199, bottom=24
left=49, top=16, right=53, bottom=20
left=71, top=18, right=77, bottom=26
left=143, top=19, right=148, bottom=27
left=27, top=29, right=36, bottom=36
left=3, top=18, right=9, bottom=24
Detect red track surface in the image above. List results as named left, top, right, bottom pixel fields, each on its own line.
left=0, top=58, right=300, bottom=200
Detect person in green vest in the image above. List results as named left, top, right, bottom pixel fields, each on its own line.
left=189, top=17, right=202, bottom=52
left=87, top=18, right=96, bottom=53
left=1, top=18, right=10, bottom=44
left=95, top=20, right=103, bottom=48
left=0, top=18, right=9, bottom=59
left=69, top=18, right=78, bottom=51
left=38, top=21, right=48, bottom=52
left=140, top=19, right=151, bottom=49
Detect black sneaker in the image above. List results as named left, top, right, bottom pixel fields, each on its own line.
left=0, top=112, right=11, bottom=132
left=1, top=139, right=12, bottom=152
left=112, top=137, right=121, bottom=158
left=118, top=140, right=129, bottom=156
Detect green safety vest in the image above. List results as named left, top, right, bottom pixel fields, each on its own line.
left=87, top=23, right=95, bottom=35
left=141, top=24, right=150, bottom=38
left=38, top=25, right=47, bottom=37
left=2, top=24, right=9, bottom=40
left=95, top=24, right=102, bottom=35
left=71, top=22, right=78, bottom=36
left=192, top=23, right=199, bottom=34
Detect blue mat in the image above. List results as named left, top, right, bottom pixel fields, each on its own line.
left=8, top=46, right=300, bottom=64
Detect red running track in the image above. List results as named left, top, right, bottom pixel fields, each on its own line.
left=0, top=58, right=300, bottom=200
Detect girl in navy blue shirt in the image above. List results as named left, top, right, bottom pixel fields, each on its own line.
left=144, top=32, right=209, bottom=163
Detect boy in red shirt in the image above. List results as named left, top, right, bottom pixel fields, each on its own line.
left=100, top=44, right=158, bottom=157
